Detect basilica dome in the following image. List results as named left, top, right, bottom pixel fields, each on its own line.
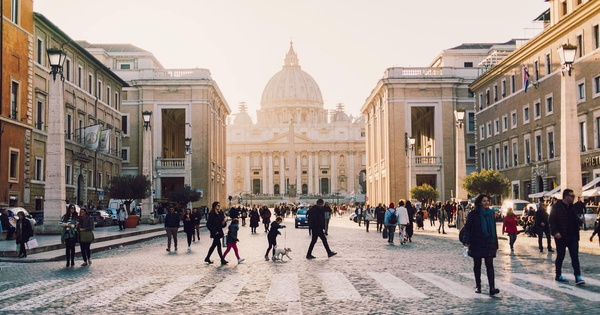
left=260, top=42, right=324, bottom=109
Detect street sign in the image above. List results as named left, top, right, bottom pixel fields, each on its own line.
left=98, top=191, right=104, bottom=201
left=152, top=189, right=156, bottom=195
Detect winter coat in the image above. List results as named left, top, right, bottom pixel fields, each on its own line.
left=307, top=205, right=326, bottom=230
left=396, top=206, right=410, bottom=225
left=249, top=210, right=260, bottom=227
left=384, top=208, right=398, bottom=226
left=182, top=214, right=195, bottom=233
left=550, top=200, right=580, bottom=240
left=535, top=208, right=549, bottom=228
left=226, top=224, right=239, bottom=244
left=462, top=207, right=499, bottom=258
left=207, top=211, right=225, bottom=239
left=15, top=218, right=33, bottom=244
left=164, top=212, right=181, bottom=228
left=363, top=209, right=374, bottom=221
left=79, top=216, right=94, bottom=232
left=502, top=216, right=518, bottom=234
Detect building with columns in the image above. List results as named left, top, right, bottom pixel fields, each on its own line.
left=362, top=41, right=520, bottom=205
left=81, top=42, right=230, bottom=212
left=226, top=43, right=366, bottom=206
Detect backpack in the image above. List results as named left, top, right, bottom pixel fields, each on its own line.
left=388, top=210, right=397, bottom=225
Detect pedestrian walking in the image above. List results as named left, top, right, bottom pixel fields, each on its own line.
left=502, top=208, right=518, bottom=252
left=205, top=201, right=227, bottom=265
left=396, top=201, right=410, bottom=244
left=415, top=209, right=424, bottom=230
left=590, top=218, right=600, bottom=247
left=364, top=205, right=374, bottom=232
left=438, top=204, right=447, bottom=234
left=456, top=203, right=466, bottom=230
left=445, top=201, right=454, bottom=225
left=164, top=206, right=180, bottom=252
left=78, top=209, right=95, bottom=266
left=192, top=208, right=201, bottom=242
left=61, top=204, right=79, bottom=267
left=324, top=203, right=332, bottom=235
left=240, top=207, right=248, bottom=226
left=223, top=218, right=244, bottom=264
left=406, top=201, right=416, bottom=242
left=249, top=207, right=260, bottom=234
left=117, top=204, right=128, bottom=231
left=15, top=211, right=33, bottom=259
left=265, top=217, right=286, bottom=261
left=535, top=204, right=553, bottom=253
left=261, top=207, right=272, bottom=233
left=1, top=207, right=15, bottom=240
left=384, top=203, right=398, bottom=244
left=550, top=189, right=585, bottom=285
left=429, top=204, right=437, bottom=226
left=375, top=203, right=385, bottom=232
left=306, top=199, right=337, bottom=259
left=355, top=205, right=363, bottom=227
left=183, top=209, right=195, bottom=250
left=461, top=194, right=500, bottom=296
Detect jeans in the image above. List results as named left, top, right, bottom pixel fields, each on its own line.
left=118, top=220, right=126, bottom=231
left=555, top=236, right=581, bottom=277
left=186, top=231, right=194, bottom=247
left=377, top=220, right=383, bottom=232
left=538, top=226, right=552, bottom=250
left=365, top=220, right=370, bottom=232
left=266, top=236, right=277, bottom=257
left=387, top=225, right=396, bottom=243
left=508, top=233, right=517, bottom=249
left=80, top=242, right=91, bottom=262
left=307, top=230, right=332, bottom=256
left=438, top=220, right=445, bottom=233
left=325, top=219, right=330, bottom=234
left=65, top=238, right=76, bottom=264
left=165, top=227, right=179, bottom=249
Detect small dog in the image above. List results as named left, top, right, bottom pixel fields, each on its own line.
left=274, top=247, right=292, bottom=261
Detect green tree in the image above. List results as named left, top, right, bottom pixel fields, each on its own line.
left=462, top=169, right=511, bottom=198
left=169, top=185, right=201, bottom=207
left=105, top=175, right=152, bottom=212
left=410, top=183, right=440, bottom=203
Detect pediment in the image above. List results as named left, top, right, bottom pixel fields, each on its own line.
left=267, top=132, right=312, bottom=144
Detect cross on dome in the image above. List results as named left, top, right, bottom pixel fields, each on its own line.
left=284, top=41, right=300, bottom=68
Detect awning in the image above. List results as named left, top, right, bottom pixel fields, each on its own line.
left=583, top=187, right=600, bottom=197
left=582, top=177, right=600, bottom=191
left=544, top=185, right=561, bottom=197
left=528, top=191, right=547, bottom=198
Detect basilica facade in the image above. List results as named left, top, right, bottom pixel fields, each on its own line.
left=226, top=43, right=366, bottom=206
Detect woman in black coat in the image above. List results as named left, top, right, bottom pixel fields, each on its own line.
left=15, top=212, right=33, bottom=258
left=204, top=201, right=227, bottom=265
left=249, top=208, right=260, bottom=234
left=182, top=209, right=195, bottom=250
left=461, top=194, right=500, bottom=296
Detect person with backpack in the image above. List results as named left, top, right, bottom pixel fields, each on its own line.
left=223, top=218, right=244, bottom=264
left=261, top=207, right=272, bottom=233
left=384, top=203, right=399, bottom=244
left=396, top=201, right=410, bottom=244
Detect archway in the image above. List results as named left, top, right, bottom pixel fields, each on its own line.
left=302, top=184, right=308, bottom=195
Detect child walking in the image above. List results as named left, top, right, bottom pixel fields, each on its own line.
left=590, top=218, right=600, bottom=247
left=502, top=208, right=518, bottom=252
left=265, top=217, right=285, bottom=261
left=223, top=219, right=244, bottom=264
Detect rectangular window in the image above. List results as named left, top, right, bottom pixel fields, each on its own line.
left=502, top=115, right=508, bottom=132
left=562, top=1, right=568, bottom=16
left=595, top=76, right=600, bottom=96
left=495, top=147, right=500, bottom=169
left=107, top=173, right=111, bottom=186
left=534, top=102, right=541, bottom=119
left=511, top=111, right=517, bottom=128
left=78, top=120, right=83, bottom=143
left=122, top=115, right=129, bottom=136
left=535, top=135, right=542, bottom=161
left=65, top=59, right=71, bottom=82
left=11, top=0, right=18, bottom=24
left=98, top=81, right=102, bottom=101
left=464, top=62, right=473, bottom=68
left=594, top=24, right=600, bottom=49
left=493, top=85, right=498, bottom=102
left=66, top=165, right=72, bottom=185
left=523, top=106, right=530, bottom=124
left=503, top=145, right=509, bottom=168
left=534, top=60, right=539, bottom=81
left=481, top=151, right=486, bottom=169
left=34, top=158, right=43, bottom=181
left=122, top=147, right=130, bottom=163
left=36, top=100, right=43, bottom=130
left=545, top=53, right=551, bottom=75
left=577, top=34, right=584, bottom=57
left=546, top=96, right=554, bottom=114
left=580, top=121, right=587, bottom=152
left=548, top=131, right=555, bottom=158
left=120, top=64, right=131, bottom=70
left=36, top=38, right=43, bottom=64
left=67, top=114, right=72, bottom=140
left=494, top=119, right=499, bottom=135
left=88, top=170, right=93, bottom=187
left=78, top=67, right=82, bottom=88
left=511, top=75, right=516, bottom=93
left=468, top=144, right=476, bottom=158
left=525, top=138, right=531, bottom=164
left=480, top=125, right=485, bottom=140
left=501, top=80, right=506, bottom=97
left=97, top=172, right=102, bottom=189
left=578, top=82, right=586, bottom=101
left=115, top=93, right=120, bottom=109
left=106, top=86, right=111, bottom=105
left=488, top=148, right=493, bottom=170
left=9, top=149, right=19, bottom=181
left=11, top=82, right=18, bottom=120
left=512, top=141, right=518, bottom=166
left=88, top=74, right=93, bottom=94
left=467, top=112, right=475, bottom=133
left=485, top=90, right=490, bottom=105
left=597, top=117, right=600, bottom=149
left=487, top=121, right=492, bottom=137
left=478, top=94, right=483, bottom=110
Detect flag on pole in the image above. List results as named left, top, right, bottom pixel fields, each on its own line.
left=99, top=129, right=111, bottom=154
left=84, top=125, right=101, bottom=150
left=523, top=64, right=530, bottom=93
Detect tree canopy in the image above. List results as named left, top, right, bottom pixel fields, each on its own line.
left=105, top=175, right=152, bottom=211
left=410, top=183, right=440, bottom=203
left=462, top=169, right=511, bottom=198
left=169, top=185, right=201, bottom=207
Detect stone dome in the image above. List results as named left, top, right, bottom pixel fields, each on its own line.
left=234, top=113, right=253, bottom=125
left=332, top=111, right=350, bottom=123
left=260, top=42, right=324, bottom=109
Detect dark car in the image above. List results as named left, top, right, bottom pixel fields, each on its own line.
left=89, top=210, right=112, bottom=227
left=295, top=208, right=309, bottom=228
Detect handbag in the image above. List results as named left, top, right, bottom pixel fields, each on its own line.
left=26, top=238, right=39, bottom=249
left=382, top=227, right=388, bottom=239
left=80, top=230, right=94, bottom=243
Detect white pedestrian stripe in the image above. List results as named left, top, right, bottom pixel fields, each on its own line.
left=320, top=273, right=361, bottom=300
left=509, top=273, right=600, bottom=302
left=368, top=272, right=427, bottom=299
left=0, top=280, right=61, bottom=302
left=460, top=273, right=553, bottom=301
left=577, top=276, right=600, bottom=287
left=137, top=275, right=203, bottom=305
left=201, top=275, right=250, bottom=304
left=73, top=277, right=154, bottom=308
left=266, top=273, right=300, bottom=302
left=413, top=273, right=488, bottom=299
left=2, top=279, right=107, bottom=311
left=286, top=301, right=303, bottom=315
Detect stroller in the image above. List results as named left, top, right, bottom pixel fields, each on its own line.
left=415, top=213, right=424, bottom=230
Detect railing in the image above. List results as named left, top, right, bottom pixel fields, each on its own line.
left=153, top=69, right=211, bottom=79
left=250, top=166, right=262, bottom=170
left=414, top=156, right=442, bottom=165
left=384, top=67, right=482, bottom=80
left=319, top=165, right=330, bottom=169
left=156, top=158, right=185, bottom=168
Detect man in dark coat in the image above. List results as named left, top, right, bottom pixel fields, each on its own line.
left=550, top=189, right=584, bottom=285
left=573, top=196, right=586, bottom=230
left=306, top=199, right=336, bottom=259
left=535, top=203, right=553, bottom=253
left=1, top=207, right=15, bottom=240
left=375, top=203, right=385, bottom=232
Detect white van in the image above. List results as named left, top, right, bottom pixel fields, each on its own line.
left=500, top=199, right=529, bottom=217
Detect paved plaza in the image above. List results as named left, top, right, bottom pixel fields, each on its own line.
left=0, top=216, right=599, bottom=314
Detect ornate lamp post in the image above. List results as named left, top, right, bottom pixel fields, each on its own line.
left=406, top=134, right=415, bottom=197
left=558, top=43, right=582, bottom=197
left=141, top=110, right=153, bottom=223
left=455, top=110, right=468, bottom=201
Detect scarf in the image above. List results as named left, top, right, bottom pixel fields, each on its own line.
left=479, top=207, right=496, bottom=242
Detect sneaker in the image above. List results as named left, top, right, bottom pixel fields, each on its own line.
left=238, top=258, right=245, bottom=264
left=306, top=255, right=316, bottom=259
left=272, top=256, right=278, bottom=261
left=166, top=248, right=170, bottom=252
left=555, top=275, right=568, bottom=282
left=576, top=276, right=585, bottom=285
left=264, top=255, right=269, bottom=261
left=221, top=260, right=228, bottom=265
left=187, top=246, right=191, bottom=250
left=81, top=262, right=88, bottom=267
left=328, top=252, right=337, bottom=258
left=548, top=248, right=554, bottom=253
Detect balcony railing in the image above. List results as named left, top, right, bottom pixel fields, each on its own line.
left=383, top=67, right=482, bottom=80
left=414, top=156, right=442, bottom=165
left=156, top=158, right=185, bottom=169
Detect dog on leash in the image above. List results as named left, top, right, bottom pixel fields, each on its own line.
left=274, top=246, right=292, bottom=260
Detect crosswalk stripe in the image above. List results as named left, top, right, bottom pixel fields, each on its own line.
left=577, top=276, right=600, bottom=287
left=368, top=272, right=427, bottom=299
left=320, top=273, right=361, bottom=300
left=73, top=277, right=154, bottom=308
left=2, top=279, right=107, bottom=311
left=201, top=275, right=250, bottom=304
left=266, top=273, right=300, bottom=302
left=137, top=275, right=203, bottom=305
left=413, top=273, right=488, bottom=299
left=286, top=301, right=303, bottom=315
left=509, top=273, right=600, bottom=302
left=0, top=280, right=61, bottom=302
left=460, top=273, right=553, bottom=301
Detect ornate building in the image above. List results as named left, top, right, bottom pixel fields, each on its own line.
left=226, top=43, right=366, bottom=206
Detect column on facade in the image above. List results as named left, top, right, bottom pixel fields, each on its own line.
left=279, top=154, right=285, bottom=195
left=268, top=154, right=274, bottom=194
left=244, top=154, right=251, bottom=192
left=349, top=152, right=355, bottom=194
left=308, top=152, right=313, bottom=194
left=330, top=153, right=337, bottom=193
left=262, top=154, right=267, bottom=194
left=296, top=155, right=301, bottom=194
left=314, top=153, right=320, bottom=194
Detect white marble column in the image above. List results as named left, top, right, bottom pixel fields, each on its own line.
left=314, top=153, right=320, bottom=194
left=330, top=153, right=337, bottom=193
left=349, top=152, right=355, bottom=194
left=308, top=152, right=313, bottom=194
left=244, top=155, right=251, bottom=192
left=268, top=154, right=274, bottom=194
left=455, top=111, right=468, bottom=200
left=560, top=69, right=583, bottom=196
left=296, top=155, right=302, bottom=195
left=279, top=154, right=285, bottom=195
left=262, top=155, right=267, bottom=194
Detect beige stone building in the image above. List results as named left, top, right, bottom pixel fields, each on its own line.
left=471, top=0, right=600, bottom=199
left=361, top=42, right=521, bottom=205
left=226, top=43, right=366, bottom=206
left=30, top=13, right=126, bottom=213
left=81, top=42, right=231, bottom=210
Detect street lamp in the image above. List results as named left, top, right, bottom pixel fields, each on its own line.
left=142, top=111, right=152, bottom=131
left=557, top=43, right=577, bottom=76
left=455, top=110, right=465, bottom=129
left=454, top=110, right=468, bottom=201
left=184, top=137, right=192, bottom=154
left=46, top=47, right=67, bottom=81
left=407, top=135, right=415, bottom=196
left=408, top=137, right=416, bottom=150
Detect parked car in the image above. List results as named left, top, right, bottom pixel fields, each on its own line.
left=500, top=199, right=529, bottom=218
left=584, top=206, right=599, bottom=230
left=104, top=208, right=118, bottom=225
left=491, top=206, right=502, bottom=221
left=32, top=213, right=44, bottom=226
left=295, top=208, right=309, bottom=228
left=7, top=207, right=37, bottom=228
left=89, top=210, right=112, bottom=227
left=349, top=213, right=357, bottom=222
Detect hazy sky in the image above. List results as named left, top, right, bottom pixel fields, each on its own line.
left=35, top=0, right=549, bottom=119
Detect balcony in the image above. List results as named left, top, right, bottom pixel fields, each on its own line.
left=251, top=166, right=262, bottom=171
left=414, top=156, right=442, bottom=165
left=155, top=158, right=185, bottom=169
left=383, top=67, right=482, bottom=80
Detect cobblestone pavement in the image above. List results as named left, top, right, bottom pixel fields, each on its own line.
left=0, top=215, right=599, bottom=315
